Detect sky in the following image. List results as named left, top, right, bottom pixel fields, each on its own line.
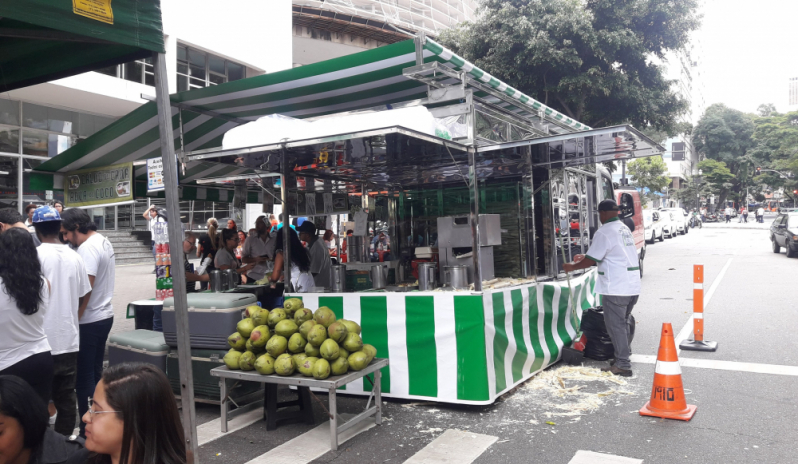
left=692, top=0, right=798, bottom=115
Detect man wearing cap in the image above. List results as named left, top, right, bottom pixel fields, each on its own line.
left=32, top=206, right=92, bottom=435
left=297, top=221, right=331, bottom=290
left=564, top=199, right=641, bottom=377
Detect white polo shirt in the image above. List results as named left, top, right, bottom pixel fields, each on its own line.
left=585, top=217, right=641, bottom=296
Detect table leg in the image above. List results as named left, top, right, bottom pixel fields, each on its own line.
left=220, top=378, right=229, bottom=433
left=329, top=387, right=338, bottom=451
left=374, top=370, right=382, bottom=425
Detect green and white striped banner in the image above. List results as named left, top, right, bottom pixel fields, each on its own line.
left=289, top=270, right=597, bottom=405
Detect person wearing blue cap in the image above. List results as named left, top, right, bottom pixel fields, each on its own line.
left=32, top=205, right=92, bottom=435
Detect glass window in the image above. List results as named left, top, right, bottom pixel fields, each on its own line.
left=0, top=127, right=19, bottom=153
left=177, top=45, right=188, bottom=62
left=209, top=55, right=226, bottom=74
left=95, top=65, right=119, bottom=78
left=189, top=48, right=206, bottom=68
left=124, top=61, right=143, bottom=83
left=22, top=158, right=52, bottom=207
left=22, top=102, right=49, bottom=130
left=22, top=130, right=75, bottom=157
left=47, top=107, right=78, bottom=134
left=0, top=99, right=19, bottom=126
left=227, top=62, right=244, bottom=81
left=0, top=156, right=19, bottom=210
left=209, top=73, right=226, bottom=86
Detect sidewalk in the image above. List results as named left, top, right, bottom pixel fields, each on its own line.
left=110, top=262, right=156, bottom=337
left=702, top=220, right=771, bottom=230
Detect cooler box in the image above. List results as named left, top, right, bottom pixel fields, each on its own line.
left=107, top=330, right=169, bottom=372
left=162, top=293, right=256, bottom=349
left=166, top=348, right=261, bottom=403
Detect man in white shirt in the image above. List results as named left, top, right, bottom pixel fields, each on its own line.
left=564, top=200, right=641, bottom=377
left=32, top=205, right=92, bottom=435
left=242, top=216, right=276, bottom=282
left=756, top=206, right=765, bottom=223
left=724, top=206, right=733, bottom=223
left=60, top=208, right=116, bottom=437
left=297, top=221, right=332, bottom=289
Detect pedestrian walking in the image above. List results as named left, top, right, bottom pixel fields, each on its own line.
left=725, top=206, right=733, bottom=223
left=59, top=208, right=116, bottom=438
left=742, top=207, right=748, bottom=223
left=757, top=206, right=765, bottom=223
left=143, top=205, right=166, bottom=274
left=0, top=228, right=52, bottom=403
left=563, top=200, right=641, bottom=376
left=32, top=206, right=92, bottom=436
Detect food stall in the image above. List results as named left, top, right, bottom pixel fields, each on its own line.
left=34, top=34, right=663, bottom=407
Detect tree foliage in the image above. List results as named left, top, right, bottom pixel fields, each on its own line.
left=674, top=175, right=712, bottom=210
left=749, top=109, right=798, bottom=194
left=627, top=156, right=670, bottom=205
left=438, top=0, right=701, bottom=133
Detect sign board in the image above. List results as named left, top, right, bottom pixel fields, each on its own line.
left=147, top=158, right=165, bottom=192
left=45, top=190, right=53, bottom=200
left=287, top=192, right=349, bottom=217
left=65, top=162, right=134, bottom=208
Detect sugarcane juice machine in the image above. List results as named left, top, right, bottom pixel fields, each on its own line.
left=436, top=214, right=501, bottom=284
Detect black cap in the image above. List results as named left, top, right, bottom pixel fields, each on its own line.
left=296, top=221, right=316, bottom=235
left=598, top=200, right=620, bottom=212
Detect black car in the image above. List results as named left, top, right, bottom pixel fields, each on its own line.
left=770, top=212, right=798, bottom=258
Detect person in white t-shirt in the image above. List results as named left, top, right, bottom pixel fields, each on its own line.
left=0, top=227, right=52, bottom=403
left=564, top=200, right=641, bottom=377
left=60, top=208, right=115, bottom=438
left=143, top=205, right=166, bottom=273
left=32, top=205, right=92, bottom=436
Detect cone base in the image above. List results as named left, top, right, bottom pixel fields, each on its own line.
left=679, top=340, right=718, bottom=352
left=639, top=402, right=697, bottom=421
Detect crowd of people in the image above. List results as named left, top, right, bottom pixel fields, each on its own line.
left=1, top=204, right=190, bottom=463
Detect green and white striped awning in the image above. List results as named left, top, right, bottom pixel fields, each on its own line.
left=37, top=37, right=590, bottom=175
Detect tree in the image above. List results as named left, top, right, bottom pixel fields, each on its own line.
left=674, top=174, right=712, bottom=210
left=438, top=0, right=700, bottom=133
left=696, top=159, right=734, bottom=206
left=749, top=109, right=798, bottom=196
left=627, top=156, right=670, bottom=205
left=692, top=104, right=756, bottom=207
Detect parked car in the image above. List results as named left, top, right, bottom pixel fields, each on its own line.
left=770, top=212, right=798, bottom=258
left=660, top=208, right=688, bottom=235
left=615, top=188, right=646, bottom=276
left=643, top=210, right=664, bottom=243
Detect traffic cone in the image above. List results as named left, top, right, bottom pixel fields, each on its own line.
left=639, top=323, right=697, bottom=421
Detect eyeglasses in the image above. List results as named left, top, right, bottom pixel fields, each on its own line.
left=86, top=397, right=121, bottom=421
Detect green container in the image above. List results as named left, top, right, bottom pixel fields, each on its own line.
left=108, top=330, right=169, bottom=372
left=166, top=348, right=261, bottom=403
left=346, top=270, right=371, bottom=291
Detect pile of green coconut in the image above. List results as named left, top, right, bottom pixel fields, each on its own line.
left=223, top=298, right=377, bottom=380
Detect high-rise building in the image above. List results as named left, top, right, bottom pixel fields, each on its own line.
left=789, top=77, right=798, bottom=108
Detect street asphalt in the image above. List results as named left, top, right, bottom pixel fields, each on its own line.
left=107, top=215, right=798, bottom=463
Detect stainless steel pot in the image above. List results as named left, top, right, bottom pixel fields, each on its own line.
left=222, top=269, right=238, bottom=290
left=346, top=236, right=369, bottom=263
left=209, top=270, right=223, bottom=292
left=331, top=264, right=347, bottom=292
left=417, top=262, right=437, bottom=290
left=443, top=265, right=468, bottom=290
left=370, top=264, right=388, bottom=290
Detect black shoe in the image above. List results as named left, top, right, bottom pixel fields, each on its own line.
left=601, top=365, right=633, bottom=377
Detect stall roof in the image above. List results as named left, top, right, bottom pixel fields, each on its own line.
left=0, top=1, right=164, bottom=92
left=37, top=36, right=591, bottom=175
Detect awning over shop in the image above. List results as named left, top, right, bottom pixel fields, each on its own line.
left=0, top=1, right=164, bottom=92
left=36, top=36, right=592, bottom=175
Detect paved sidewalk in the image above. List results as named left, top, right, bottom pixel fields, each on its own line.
left=702, top=220, right=772, bottom=230
left=110, top=263, right=157, bottom=336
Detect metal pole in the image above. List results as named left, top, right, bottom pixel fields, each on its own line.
left=153, top=52, right=198, bottom=464
left=281, top=149, right=292, bottom=292
left=414, top=32, right=426, bottom=66
left=469, top=147, right=483, bottom=291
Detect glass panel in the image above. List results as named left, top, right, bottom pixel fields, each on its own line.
left=22, top=102, right=49, bottom=129
left=227, top=62, right=244, bottom=81
left=189, top=77, right=206, bottom=89
left=0, top=155, right=19, bottom=210
left=47, top=107, right=77, bottom=134
left=0, top=127, right=19, bottom=153
left=188, top=48, right=206, bottom=67
left=124, top=61, right=143, bottom=84
left=209, top=55, right=225, bottom=74
left=91, top=207, right=105, bottom=230
left=22, top=130, right=74, bottom=157
left=94, top=116, right=115, bottom=133
left=78, top=114, right=95, bottom=137
left=104, top=206, right=115, bottom=230
left=144, top=71, right=154, bottom=87
left=22, top=158, right=54, bottom=209
left=177, top=75, right=188, bottom=92
left=189, top=64, right=205, bottom=78
left=177, top=45, right=187, bottom=62
left=117, top=204, right=133, bottom=229
left=0, top=99, right=19, bottom=126
left=177, top=63, right=188, bottom=75
left=209, top=73, right=226, bottom=85
left=95, top=65, right=118, bottom=77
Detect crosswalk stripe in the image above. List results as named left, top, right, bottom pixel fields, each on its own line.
left=403, top=429, right=497, bottom=464
left=568, top=450, right=643, bottom=463
left=244, top=413, right=376, bottom=464
left=197, top=408, right=262, bottom=447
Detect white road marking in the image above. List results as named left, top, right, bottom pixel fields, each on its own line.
left=631, top=354, right=798, bottom=376
left=197, top=408, right=262, bottom=446
left=568, top=450, right=643, bottom=464
left=403, top=429, right=497, bottom=464
left=675, top=257, right=733, bottom=352
left=244, top=413, right=376, bottom=464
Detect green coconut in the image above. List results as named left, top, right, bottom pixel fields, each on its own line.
left=294, top=307, right=314, bottom=325
left=254, top=354, right=275, bottom=375
left=342, top=332, right=363, bottom=353
left=304, top=343, right=321, bottom=357
left=227, top=332, right=246, bottom=351
left=223, top=350, right=243, bottom=370
left=252, top=308, right=270, bottom=327
left=298, top=357, right=318, bottom=377
left=299, top=320, right=317, bottom=339
left=249, top=325, right=271, bottom=348
left=265, top=335, right=288, bottom=357
left=327, top=321, right=348, bottom=344
left=330, top=356, right=349, bottom=376
left=313, top=306, right=336, bottom=328
left=274, top=319, right=299, bottom=338
left=288, top=333, right=307, bottom=353
left=236, top=318, right=255, bottom=338
left=274, top=356, right=295, bottom=376
left=267, top=308, right=287, bottom=328
left=312, top=358, right=331, bottom=380
left=348, top=351, right=369, bottom=371
left=239, top=351, right=256, bottom=371
left=340, top=319, right=361, bottom=335
left=307, top=324, right=328, bottom=347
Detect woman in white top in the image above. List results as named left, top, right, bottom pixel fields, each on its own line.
left=269, top=226, right=315, bottom=293
left=0, top=228, right=52, bottom=403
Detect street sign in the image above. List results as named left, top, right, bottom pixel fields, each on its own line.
left=45, top=190, right=53, bottom=200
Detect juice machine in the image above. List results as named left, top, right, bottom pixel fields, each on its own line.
left=437, top=214, right=502, bottom=284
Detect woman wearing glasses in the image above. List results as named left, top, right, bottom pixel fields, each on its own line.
left=66, top=363, right=186, bottom=464
left=213, top=228, right=254, bottom=276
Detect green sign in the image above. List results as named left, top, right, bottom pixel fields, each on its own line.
left=65, top=162, right=134, bottom=207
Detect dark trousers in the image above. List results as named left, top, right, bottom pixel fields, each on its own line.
left=602, top=295, right=639, bottom=370
left=725, top=215, right=731, bottom=223
left=51, top=352, right=79, bottom=436
left=76, top=317, right=113, bottom=436
left=0, top=351, right=53, bottom=404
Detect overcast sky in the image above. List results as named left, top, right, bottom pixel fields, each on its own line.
left=694, top=0, right=798, bottom=115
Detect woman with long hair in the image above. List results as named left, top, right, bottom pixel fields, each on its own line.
left=0, top=228, right=52, bottom=403
left=214, top=229, right=254, bottom=276
left=197, top=218, right=219, bottom=290
left=0, top=375, right=85, bottom=464
left=269, top=226, right=315, bottom=292
left=69, top=363, right=187, bottom=464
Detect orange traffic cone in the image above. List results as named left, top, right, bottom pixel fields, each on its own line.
left=639, top=323, right=696, bottom=421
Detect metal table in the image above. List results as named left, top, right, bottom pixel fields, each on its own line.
left=211, top=358, right=388, bottom=450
